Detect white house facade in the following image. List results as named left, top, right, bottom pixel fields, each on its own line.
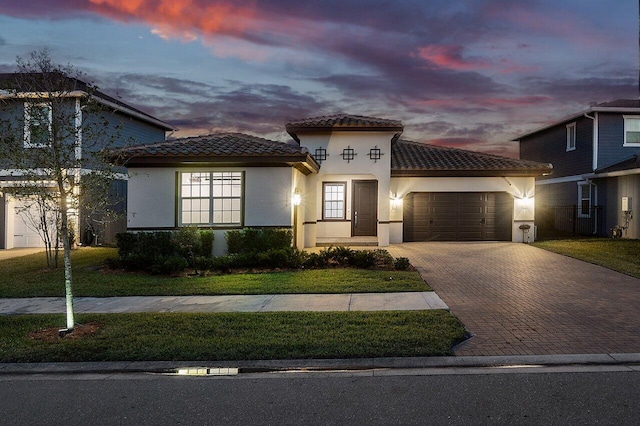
left=119, top=115, right=552, bottom=253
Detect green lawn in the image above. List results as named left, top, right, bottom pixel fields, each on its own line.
left=0, top=247, right=430, bottom=297
left=0, top=311, right=466, bottom=362
left=533, top=238, right=640, bottom=278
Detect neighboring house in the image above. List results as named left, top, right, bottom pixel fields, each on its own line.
left=119, top=115, right=551, bottom=254
left=0, top=73, right=174, bottom=248
left=516, top=100, right=640, bottom=239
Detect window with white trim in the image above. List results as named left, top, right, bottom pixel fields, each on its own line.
left=24, top=102, right=52, bottom=148
left=623, top=115, right=640, bottom=146
left=566, top=122, right=576, bottom=151
left=577, top=182, right=595, bottom=218
left=323, top=182, right=346, bottom=220
left=179, top=171, right=243, bottom=226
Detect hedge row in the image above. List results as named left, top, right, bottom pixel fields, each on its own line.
left=108, top=228, right=411, bottom=275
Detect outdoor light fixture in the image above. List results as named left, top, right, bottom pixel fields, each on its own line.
left=391, top=194, right=401, bottom=210
left=521, top=196, right=534, bottom=209
left=292, top=188, right=301, bottom=206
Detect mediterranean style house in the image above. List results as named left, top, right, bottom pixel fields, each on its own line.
left=516, top=100, right=640, bottom=239
left=119, top=115, right=551, bottom=254
left=0, top=73, right=173, bottom=248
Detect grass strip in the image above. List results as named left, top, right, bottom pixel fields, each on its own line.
left=533, top=238, right=640, bottom=279
left=0, top=311, right=466, bottom=362
left=0, top=248, right=429, bottom=297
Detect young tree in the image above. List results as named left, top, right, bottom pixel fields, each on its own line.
left=0, top=50, right=123, bottom=334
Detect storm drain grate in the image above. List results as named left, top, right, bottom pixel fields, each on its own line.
left=175, top=367, right=239, bottom=376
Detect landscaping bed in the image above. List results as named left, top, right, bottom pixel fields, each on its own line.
left=0, top=311, right=466, bottom=362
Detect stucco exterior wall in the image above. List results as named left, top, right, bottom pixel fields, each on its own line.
left=389, top=176, right=537, bottom=243
left=299, top=131, right=395, bottom=247
left=127, top=166, right=297, bottom=254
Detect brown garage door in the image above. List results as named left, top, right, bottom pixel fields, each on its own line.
left=403, top=192, right=513, bottom=241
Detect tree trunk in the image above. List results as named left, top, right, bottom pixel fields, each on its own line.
left=59, top=185, right=74, bottom=332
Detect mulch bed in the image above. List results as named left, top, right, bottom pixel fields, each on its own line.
left=28, top=322, right=103, bottom=342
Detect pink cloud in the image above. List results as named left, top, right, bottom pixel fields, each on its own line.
left=416, top=45, right=490, bottom=71
left=87, top=0, right=259, bottom=38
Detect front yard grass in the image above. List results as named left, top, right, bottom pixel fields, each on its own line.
left=0, top=247, right=430, bottom=297
left=0, top=311, right=466, bottom=362
left=533, top=238, right=640, bottom=279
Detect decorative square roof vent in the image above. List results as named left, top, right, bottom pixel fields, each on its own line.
left=341, top=146, right=356, bottom=163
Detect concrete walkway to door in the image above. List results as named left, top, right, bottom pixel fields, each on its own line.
left=387, top=242, right=640, bottom=356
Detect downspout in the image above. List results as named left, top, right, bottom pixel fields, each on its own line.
left=584, top=112, right=599, bottom=235
left=583, top=112, right=598, bottom=171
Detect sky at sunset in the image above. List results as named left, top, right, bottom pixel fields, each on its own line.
left=0, top=0, right=637, bottom=157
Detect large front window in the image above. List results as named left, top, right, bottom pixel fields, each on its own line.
left=623, top=115, right=640, bottom=146
left=179, top=172, right=243, bottom=226
left=323, top=182, right=346, bottom=220
left=24, top=102, right=52, bottom=148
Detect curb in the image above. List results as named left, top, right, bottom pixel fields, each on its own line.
left=1, top=353, right=639, bottom=375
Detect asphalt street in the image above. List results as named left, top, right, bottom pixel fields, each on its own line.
left=2, top=367, right=639, bottom=425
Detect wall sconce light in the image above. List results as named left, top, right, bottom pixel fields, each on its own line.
left=292, top=188, right=302, bottom=206
left=390, top=194, right=401, bottom=210
left=521, top=196, right=533, bottom=209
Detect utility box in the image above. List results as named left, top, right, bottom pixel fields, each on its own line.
left=622, top=197, right=632, bottom=212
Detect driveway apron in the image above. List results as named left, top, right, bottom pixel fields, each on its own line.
left=388, top=242, right=640, bottom=356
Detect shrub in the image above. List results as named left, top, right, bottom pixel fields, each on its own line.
left=113, top=230, right=214, bottom=275
left=372, top=249, right=395, bottom=269
left=173, top=227, right=202, bottom=260
left=212, top=255, right=234, bottom=273
left=159, top=256, right=189, bottom=275
left=226, top=228, right=292, bottom=254
left=329, top=246, right=355, bottom=264
left=198, top=230, right=214, bottom=257
left=116, top=233, right=138, bottom=260
left=302, top=252, right=328, bottom=269
left=352, top=250, right=377, bottom=268
left=394, top=257, right=411, bottom=270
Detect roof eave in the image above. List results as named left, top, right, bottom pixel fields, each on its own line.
left=286, top=125, right=404, bottom=142
left=118, top=154, right=319, bottom=172
left=0, top=89, right=174, bottom=131
left=514, top=106, right=640, bottom=141
left=390, top=168, right=552, bottom=178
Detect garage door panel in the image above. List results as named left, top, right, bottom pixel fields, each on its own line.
left=403, top=192, right=512, bottom=242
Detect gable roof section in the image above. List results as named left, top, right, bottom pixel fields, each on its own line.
left=286, top=114, right=403, bottom=142
left=0, top=72, right=174, bottom=131
left=392, top=139, right=552, bottom=177
left=513, top=99, right=640, bottom=141
left=596, top=155, right=640, bottom=174
left=114, top=133, right=319, bottom=175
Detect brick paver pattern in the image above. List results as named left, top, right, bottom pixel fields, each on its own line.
left=388, top=242, right=640, bottom=356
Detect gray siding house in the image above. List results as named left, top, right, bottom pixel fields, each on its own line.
left=0, top=73, right=174, bottom=248
left=516, top=100, right=640, bottom=239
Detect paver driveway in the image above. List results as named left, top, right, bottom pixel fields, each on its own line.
left=388, top=242, right=640, bottom=356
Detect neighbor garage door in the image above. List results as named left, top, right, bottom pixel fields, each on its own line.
left=13, top=199, right=55, bottom=248
left=403, top=192, right=513, bottom=241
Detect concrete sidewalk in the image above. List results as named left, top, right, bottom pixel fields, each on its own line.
left=0, top=291, right=448, bottom=315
